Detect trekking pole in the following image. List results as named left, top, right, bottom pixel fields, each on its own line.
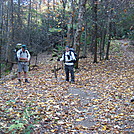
left=57, top=60, right=58, bottom=70
left=54, top=65, right=57, bottom=79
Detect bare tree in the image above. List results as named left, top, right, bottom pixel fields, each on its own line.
left=74, top=0, right=87, bottom=68
left=67, top=0, right=75, bottom=47
left=0, top=0, right=3, bottom=78
left=106, top=21, right=112, bottom=60
left=27, top=0, right=32, bottom=46
left=93, top=0, right=98, bottom=63
left=4, top=0, right=15, bottom=70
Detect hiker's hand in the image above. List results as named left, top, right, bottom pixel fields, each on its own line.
left=71, top=60, right=76, bottom=63
left=19, top=58, right=28, bottom=61
left=57, top=58, right=60, bottom=61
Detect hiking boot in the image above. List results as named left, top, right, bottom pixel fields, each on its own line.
left=71, top=81, right=75, bottom=84
left=18, top=79, right=21, bottom=84
left=66, top=79, right=69, bottom=82
left=130, top=98, right=134, bottom=102
left=25, top=79, right=30, bottom=83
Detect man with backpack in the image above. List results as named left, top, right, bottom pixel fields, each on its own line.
left=14, top=43, right=22, bottom=62
left=58, top=46, right=76, bottom=83
left=17, top=44, right=31, bottom=83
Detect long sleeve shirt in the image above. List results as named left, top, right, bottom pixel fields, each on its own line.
left=17, top=49, right=31, bottom=61
left=60, top=51, right=76, bottom=65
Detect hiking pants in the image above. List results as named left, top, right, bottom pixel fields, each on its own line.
left=65, top=65, right=75, bottom=82
left=18, top=62, right=29, bottom=72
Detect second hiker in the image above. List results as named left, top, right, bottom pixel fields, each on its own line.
left=17, top=44, right=31, bottom=83
left=58, top=46, right=76, bottom=83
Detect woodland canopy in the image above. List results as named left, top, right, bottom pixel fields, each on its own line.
left=0, top=0, right=133, bottom=75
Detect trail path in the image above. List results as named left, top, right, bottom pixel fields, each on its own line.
left=57, top=39, right=134, bottom=133
left=0, top=40, right=134, bottom=133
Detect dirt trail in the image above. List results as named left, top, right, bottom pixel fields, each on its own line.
left=119, top=39, right=134, bottom=59
left=0, top=40, right=133, bottom=133
left=63, top=40, right=134, bottom=132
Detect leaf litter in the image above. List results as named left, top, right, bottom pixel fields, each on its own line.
left=0, top=41, right=134, bottom=133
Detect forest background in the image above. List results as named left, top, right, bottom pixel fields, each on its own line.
left=0, top=0, right=133, bottom=76
left=0, top=0, right=134, bottom=133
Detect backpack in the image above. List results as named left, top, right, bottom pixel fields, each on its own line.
left=63, top=48, right=77, bottom=63
left=14, top=49, right=28, bottom=62
left=69, top=48, right=77, bottom=60
left=14, top=49, right=19, bottom=62
left=14, top=43, right=22, bottom=62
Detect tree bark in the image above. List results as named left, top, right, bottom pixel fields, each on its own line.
left=100, top=26, right=106, bottom=60
left=93, top=0, right=98, bottom=63
left=0, top=0, right=3, bottom=78
left=61, top=0, right=67, bottom=47
left=74, top=0, right=87, bottom=68
left=67, top=0, right=75, bottom=47
left=82, top=21, right=87, bottom=57
left=11, top=0, right=14, bottom=44
left=5, top=0, right=14, bottom=71
left=28, top=0, right=32, bottom=46
left=106, top=21, right=112, bottom=60
left=17, top=0, right=22, bottom=41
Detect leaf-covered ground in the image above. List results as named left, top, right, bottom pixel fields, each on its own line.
left=0, top=40, right=134, bottom=134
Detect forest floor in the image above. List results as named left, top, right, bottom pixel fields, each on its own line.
left=0, top=40, right=134, bottom=134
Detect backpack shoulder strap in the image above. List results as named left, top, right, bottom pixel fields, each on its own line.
left=26, top=50, right=28, bottom=53
left=19, top=50, right=29, bottom=57
left=19, top=50, right=22, bottom=55
left=69, top=50, right=71, bottom=56
left=63, top=51, right=65, bottom=63
left=25, top=50, right=28, bottom=57
left=69, top=50, right=74, bottom=56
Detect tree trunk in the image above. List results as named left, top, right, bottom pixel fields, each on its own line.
left=10, top=0, right=15, bottom=67
left=52, top=0, right=56, bottom=27
left=46, top=0, right=51, bottom=32
left=28, top=0, right=32, bottom=46
left=67, top=0, right=75, bottom=47
left=0, top=45, right=1, bottom=78
left=74, top=0, right=87, bottom=68
left=67, top=17, right=73, bottom=46
left=93, top=0, right=98, bottom=63
left=61, top=0, right=67, bottom=47
left=5, top=0, right=14, bottom=71
left=17, top=0, right=22, bottom=41
left=11, top=0, right=14, bottom=44
left=106, top=21, right=112, bottom=60
left=100, top=26, right=106, bottom=60
left=82, top=30, right=87, bottom=57
left=0, top=0, right=3, bottom=78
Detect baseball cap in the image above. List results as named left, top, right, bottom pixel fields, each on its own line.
left=22, top=44, right=27, bottom=49
left=66, top=46, right=70, bottom=48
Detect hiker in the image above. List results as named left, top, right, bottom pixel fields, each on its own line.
left=13, top=43, right=22, bottom=62
left=17, top=44, right=31, bottom=83
left=57, top=46, right=76, bottom=83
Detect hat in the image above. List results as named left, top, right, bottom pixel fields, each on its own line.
left=66, top=46, right=70, bottom=48
left=16, top=43, right=22, bottom=49
left=22, top=44, right=27, bottom=49
left=16, top=43, right=22, bottom=46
